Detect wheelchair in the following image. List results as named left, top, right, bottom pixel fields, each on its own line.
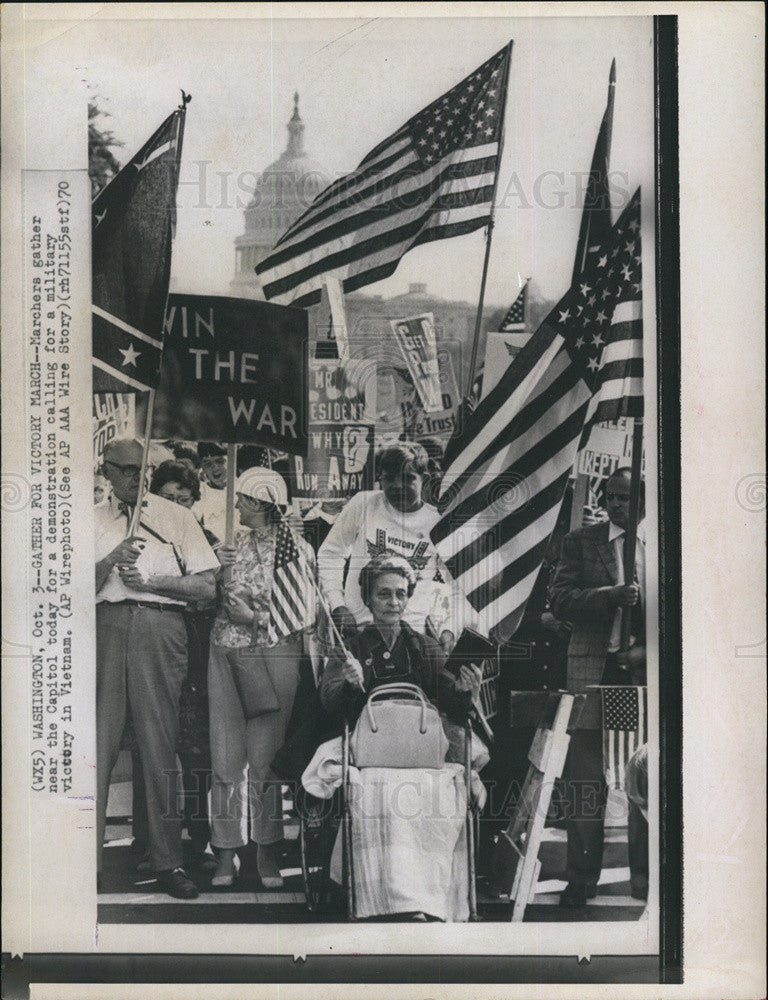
left=298, top=682, right=481, bottom=920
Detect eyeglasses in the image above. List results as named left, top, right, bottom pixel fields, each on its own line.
left=159, top=489, right=195, bottom=507
left=605, top=491, right=631, bottom=502
left=104, top=460, right=142, bottom=478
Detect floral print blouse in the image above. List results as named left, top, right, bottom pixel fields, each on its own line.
left=212, top=526, right=315, bottom=649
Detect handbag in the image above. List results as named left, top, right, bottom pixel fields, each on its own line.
left=225, top=645, right=280, bottom=720
left=350, top=682, right=449, bottom=769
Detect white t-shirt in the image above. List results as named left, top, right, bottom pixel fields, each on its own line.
left=192, top=481, right=240, bottom=543
left=95, top=494, right=220, bottom=605
left=317, top=490, right=475, bottom=636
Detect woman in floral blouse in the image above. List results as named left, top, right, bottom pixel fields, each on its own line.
left=208, top=468, right=314, bottom=888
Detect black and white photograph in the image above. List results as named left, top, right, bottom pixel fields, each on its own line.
left=1, top=3, right=765, bottom=996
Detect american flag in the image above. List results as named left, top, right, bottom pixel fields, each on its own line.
left=92, top=106, right=186, bottom=393
left=267, top=521, right=315, bottom=645
left=255, top=44, right=512, bottom=308
left=430, top=189, right=643, bottom=640
left=601, top=684, right=647, bottom=790
left=500, top=280, right=528, bottom=332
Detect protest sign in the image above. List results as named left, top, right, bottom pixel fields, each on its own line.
left=152, top=294, right=307, bottom=453
left=92, top=394, right=135, bottom=468
left=400, top=345, right=461, bottom=441
left=291, top=357, right=376, bottom=499
left=572, top=419, right=646, bottom=527
left=390, top=313, right=443, bottom=412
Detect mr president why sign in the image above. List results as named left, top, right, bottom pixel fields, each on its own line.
left=152, top=294, right=307, bottom=454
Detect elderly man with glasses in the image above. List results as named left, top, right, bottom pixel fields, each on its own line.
left=94, top=437, right=220, bottom=899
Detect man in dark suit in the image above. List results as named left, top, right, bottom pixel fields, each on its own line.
left=549, top=467, right=646, bottom=907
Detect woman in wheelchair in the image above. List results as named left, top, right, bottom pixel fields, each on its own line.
left=308, top=553, right=483, bottom=921
left=321, top=554, right=480, bottom=723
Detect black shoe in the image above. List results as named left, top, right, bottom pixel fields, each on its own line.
left=559, top=882, right=595, bottom=908
left=157, top=867, right=199, bottom=900
left=190, top=849, right=219, bottom=872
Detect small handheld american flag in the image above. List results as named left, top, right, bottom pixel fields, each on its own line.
left=267, top=521, right=315, bottom=645
left=601, top=684, right=647, bottom=790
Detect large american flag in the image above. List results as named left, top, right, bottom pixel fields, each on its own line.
left=431, top=189, right=643, bottom=640
left=255, top=44, right=512, bottom=308
left=267, top=521, right=315, bottom=645
left=92, top=106, right=185, bottom=393
left=601, top=685, right=647, bottom=790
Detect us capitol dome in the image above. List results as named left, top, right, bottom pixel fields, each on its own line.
left=231, top=93, right=331, bottom=299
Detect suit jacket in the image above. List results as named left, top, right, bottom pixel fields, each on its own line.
left=549, top=520, right=642, bottom=728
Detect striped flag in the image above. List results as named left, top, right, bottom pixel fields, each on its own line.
left=92, top=105, right=186, bottom=393
left=430, top=189, right=643, bottom=640
left=500, top=279, right=528, bottom=332
left=601, top=685, right=647, bottom=790
left=255, top=44, right=512, bottom=307
left=267, top=521, right=315, bottom=645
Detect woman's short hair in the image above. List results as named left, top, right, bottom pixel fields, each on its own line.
left=197, top=441, right=227, bottom=461
left=376, top=441, right=429, bottom=479
left=150, top=460, right=201, bottom=501
left=169, top=442, right=202, bottom=469
left=358, top=553, right=417, bottom=606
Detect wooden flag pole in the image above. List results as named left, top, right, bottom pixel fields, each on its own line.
left=124, top=97, right=190, bottom=540
left=127, top=389, right=156, bottom=537
left=465, top=41, right=513, bottom=400
left=224, top=443, right=237, bottom=546
left=619, top=416, right=644, bottom=653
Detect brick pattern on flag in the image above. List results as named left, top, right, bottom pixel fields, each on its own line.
left=92, top=108, right=184, bottom=393
left=500, top=279, right=528, bottom=332
left=267, top=521, right=315, bottom=645
left=255, top=44, right=511, bottom=308
left=431, top=189, right=643, bottom=640
left=601, top=684, right=647, bottom=790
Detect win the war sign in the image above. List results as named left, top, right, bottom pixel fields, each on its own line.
left=152, top=294, right=308, bottom=454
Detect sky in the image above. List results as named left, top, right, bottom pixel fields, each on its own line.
left=34, top=10, right=655, bottom=308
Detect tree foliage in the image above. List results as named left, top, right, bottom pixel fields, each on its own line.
left=88, top=99, right=123, bottom=198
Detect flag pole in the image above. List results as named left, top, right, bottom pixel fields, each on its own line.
left=619, top=416, right=644, bottom=653
left=126, top=94, right=191, bottom=539
left=224, top=443, right=237, bottom=545
left=465, top=41, right=513, bottom=399
left=127, top=390, right=156, bottom=537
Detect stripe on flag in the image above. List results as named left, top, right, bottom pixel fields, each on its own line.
left=256, top=45, right=512, bottom=307
left=431, top=189, right=643, bottom=640
left=267, top=522, right=315, bottom=645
